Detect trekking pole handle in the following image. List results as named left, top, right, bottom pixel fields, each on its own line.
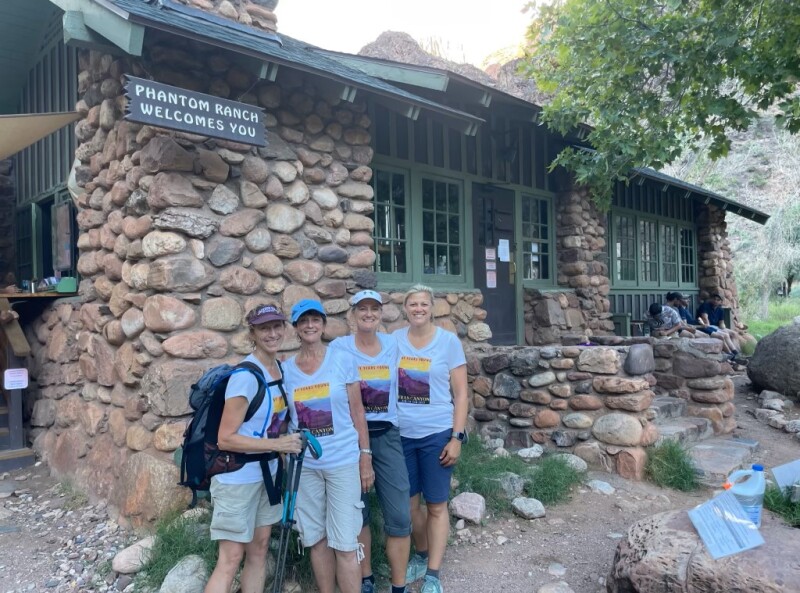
left=298, top=429, right=322, bottom=460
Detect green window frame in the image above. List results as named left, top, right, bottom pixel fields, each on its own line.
left=680, top=227, right=696, bottom=285
left=639, top=219, right=658, bottom=284
left=521, top=194, right=552, bottom=282
left=613, top=214, right=637, bottom=285
left=660, top=223, right=679, bottom=284
left=372, top=166, right=467, bottom=286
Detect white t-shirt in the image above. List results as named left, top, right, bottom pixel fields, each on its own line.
left=330, top=333, right=398, bottom=426
left=215, top=355, right=288, bottom=485
left=395, top=327, right=467, bottom=439
left=284, top=348, right=360, bottom=470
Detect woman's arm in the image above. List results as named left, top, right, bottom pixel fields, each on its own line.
left=347, top=381, right=375, bottom=492
left=217, top=396, right=301, bottom=454
left=440, top=364, right=468, bottom=467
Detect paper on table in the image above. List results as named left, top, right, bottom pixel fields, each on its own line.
left=687, top=491, right=764, bottom=560
left=772, top=459, right=800, bottom=492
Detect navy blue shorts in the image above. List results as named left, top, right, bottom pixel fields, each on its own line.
left=361, top=425, right=412, bottom=536
left=401, top=428, right=453, bottom=504
left=699, top=326, right=717, bottom=335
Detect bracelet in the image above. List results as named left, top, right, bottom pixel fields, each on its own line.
left=359, top=448, right=373, bottom=456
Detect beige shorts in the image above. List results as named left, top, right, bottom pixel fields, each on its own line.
left=294, top=463, right=363, bottom=551
left=209, top=478, right=282, bottom=543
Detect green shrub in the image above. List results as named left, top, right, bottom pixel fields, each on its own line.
left=525, top=456, right=584, bottom=504
left=764, top=485, right=800, bottom=527
left=56, top=480, right=88, bottom=511
left=645, top=441, right=698, bottom=491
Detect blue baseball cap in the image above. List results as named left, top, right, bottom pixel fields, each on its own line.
left=291, top=299, right=327, bottom=324
left=350, top=290, right=383, bottom=306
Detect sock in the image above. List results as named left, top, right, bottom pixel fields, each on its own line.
left=391, top=586, right=406, bottom=593
left=426, top=568, right=440, bottom=579
left=362, top=575, right=375, bottom=585
left=416, top=550, right=429, bottom=560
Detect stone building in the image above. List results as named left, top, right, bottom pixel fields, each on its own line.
left=0, top=0, right=769, bottom=520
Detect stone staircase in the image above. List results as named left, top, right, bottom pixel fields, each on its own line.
left=650, top=396, right=758, bottom=486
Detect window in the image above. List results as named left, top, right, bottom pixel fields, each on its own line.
left=639, top=220, right=658, bottom=283
left=661, top=224, right=678, bottom=283
left=422, top=178, right=461, bottom=277
left=521, top=195, right=551, bottom=281
left=373, top=170, right=408, bottom=276
left=372, top=168, right=465, bottom=284
left=680, top=228, right=696, bottom=284
left=614, top=215, right=637, bottom=282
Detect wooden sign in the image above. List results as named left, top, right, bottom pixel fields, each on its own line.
left=124, top=76, right=266, bottom=146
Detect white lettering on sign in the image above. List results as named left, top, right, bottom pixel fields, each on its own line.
left=4, top=368, right=29, bottom=390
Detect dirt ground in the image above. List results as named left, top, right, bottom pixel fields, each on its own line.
left=1, top=373, right=798, bottom=593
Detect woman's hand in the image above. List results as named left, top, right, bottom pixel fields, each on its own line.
left=440, top=439, right=462, bottom=467
left=274, top=433, right=303, bottom=455
left=359, top=454, right=375, bottom=492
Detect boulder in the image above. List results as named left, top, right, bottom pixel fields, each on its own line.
left=748, top=323, right=800, bottom=398
left=112, top=535, right=156, bottom=574
left=607, top=510, right=800, bottom=593
left=449, top=492, right=486, bottom=524
left=511, top=497, right=545, bottom=519
left=158, top=554, right=208, bottom=593
left=118, top=452, right=190, bottom=526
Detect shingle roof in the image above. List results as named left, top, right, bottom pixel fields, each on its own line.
left=103, top=0, right=483, bottom=128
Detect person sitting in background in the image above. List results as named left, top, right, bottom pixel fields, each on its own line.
left=667, top=293, right=738, bottom=358
left=697, top=293, right=741, bottom=352
left=647, top=303, right=695, bottom=338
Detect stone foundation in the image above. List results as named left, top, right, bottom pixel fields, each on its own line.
left=523, top=289, right=587, bottom=345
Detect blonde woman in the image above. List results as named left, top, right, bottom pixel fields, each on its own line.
left=395, top=285, right=468, bottom=593
left=205, top=304, right=302, bottom=593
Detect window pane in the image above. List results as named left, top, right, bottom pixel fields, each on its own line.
left=522, top=195, right=551, bottom=280
left=436, top=213, right=447, bottom=243
left=372, top=169, right=408, bottom=275
left=421, top=176, right=462, bottom=277
left=435, top=181, right=447, bottom=210
left=614, top=214, right=636, bottom=281
left=392, top=173, right=405, bottom=205
left=423, top=212, right=434, bottom=242
left=422, top=179, right=434, bottom=209
left=393, top=242, right=407, bottom=274
left=423, top=243, right=435, bottom=275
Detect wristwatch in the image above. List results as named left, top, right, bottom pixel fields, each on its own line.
left=451, top=430, right=467, bottom=443
left=359, top=448, right=373, bottom=456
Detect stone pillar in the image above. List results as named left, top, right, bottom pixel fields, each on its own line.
left=696, top=205, right=745, bottom=331
left=554, top=187, right=613, bottom=336
left=0, top=158, right=16, bottom=282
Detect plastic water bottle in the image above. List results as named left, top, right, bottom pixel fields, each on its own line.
left=726, top=464, right=766, bottom=527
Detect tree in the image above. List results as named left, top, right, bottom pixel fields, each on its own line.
left=521, top=0, right=800, bottom=209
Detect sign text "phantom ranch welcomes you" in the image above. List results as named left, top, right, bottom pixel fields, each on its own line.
left=124, top=76, right=266, bottom=146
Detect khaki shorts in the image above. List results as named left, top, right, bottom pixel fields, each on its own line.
left=295, top=463, right=363, bottom=551
left=209, top=478, right=282, bottom=543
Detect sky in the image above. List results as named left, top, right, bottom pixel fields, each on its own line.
left=278, top=0, right=533, bottom=67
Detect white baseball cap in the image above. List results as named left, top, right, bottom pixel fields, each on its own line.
left=350, top=290, right=383, bottom=306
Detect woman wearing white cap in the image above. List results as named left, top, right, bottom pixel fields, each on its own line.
left=283, top=299, right=374, bottom=593
left=205, top=303, right=302, bottom=593
left=331, top=290, right=411, bottom=593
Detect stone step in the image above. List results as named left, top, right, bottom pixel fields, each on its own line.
left=650, top=397, right=687, bottom=421
left=655, top=417, right=713, bottom=446
left=687, top=437, right=760, bottom=487
left=0, top=448, right=36, bottom=473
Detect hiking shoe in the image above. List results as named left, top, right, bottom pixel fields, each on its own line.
left=405, top=555, right=427, bottom=584
left=420, top=576, right=443, bottom=593
left=361, top=579, right=375, bottom=593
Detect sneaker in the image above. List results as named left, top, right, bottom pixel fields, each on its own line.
left=405, top=555, right=428, bottom=584
left=361, top=579, right=375, bottom=593
left=420, top=576, right=443, bottom=593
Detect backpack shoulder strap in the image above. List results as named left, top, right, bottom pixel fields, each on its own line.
left=232, top=361, right=267, bottom=422
left=273, top=359, right=289, bottom=409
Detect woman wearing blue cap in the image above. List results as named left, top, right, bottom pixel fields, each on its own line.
left=283, top=299, right=374, bottom=593
left=331, top=290, right=411, bottom=593
left=205, top=303, right=302, bottom=593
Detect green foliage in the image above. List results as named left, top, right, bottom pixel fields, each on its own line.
left=764, top=485, right=800, bottom=527
left=645, top=441, right=698, bottom=492
left=521, top=0, right=800, bottom=207
left=525, top=456, right=584, bottom=504
left=136, top=510, right=218, bottom=590
left=743, top=297, right=800, bottom=339
left=56, top=480, right=88, bottom=511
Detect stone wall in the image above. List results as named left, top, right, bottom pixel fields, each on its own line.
left=696, top=205, right=745, bottom=332
left=0, top=158, right=15, bottom=282
left=466, top=338, right=734, bottom=479
left=523, top=289, right=587, bottom=345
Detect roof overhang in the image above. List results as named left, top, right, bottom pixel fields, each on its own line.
left=0, top=112, right=81, bottom=160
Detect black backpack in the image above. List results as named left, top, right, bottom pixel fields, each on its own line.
left=178, top=360, right=287, bottom=507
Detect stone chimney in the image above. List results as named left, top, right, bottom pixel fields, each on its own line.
left=178, top=0, right=279, bottom=33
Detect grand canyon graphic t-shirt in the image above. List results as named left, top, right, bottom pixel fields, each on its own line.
left=216, top=354, right=287, bottom=485
left=330, top=333, right=398, bottom=426
left=284, top=348, right=360, bottom=470
left=395, top=327, right=466, bottom=439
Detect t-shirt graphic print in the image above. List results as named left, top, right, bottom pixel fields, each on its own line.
left=398, top=356, right=431, bottom=405
left=266, top=387, right=287, bottom=438
left=294, top=382, right=333, bottom=437
left=359, top=365, right=391, bottom=414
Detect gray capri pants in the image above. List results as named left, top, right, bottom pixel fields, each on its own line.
left=362, top=424, right=412, bottom=537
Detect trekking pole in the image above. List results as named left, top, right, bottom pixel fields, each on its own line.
left=272, top=430, right=322, bottom=593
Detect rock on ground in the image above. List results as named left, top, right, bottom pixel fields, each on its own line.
left=449, top=492, right=486, bottom=524
left=747, top=323, right=800, bottom=398
left=607, top=510, right=800, bottom=593
left=511, top=497, right=545, bottom=519
left=112, top=535, right=155, bottom=573
left=158, top=555, right=208, bottom=593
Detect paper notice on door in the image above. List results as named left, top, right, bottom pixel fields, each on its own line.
left=687, top=491, right=764, bottom=559
left=4, top=368, right=29, bottom=390
left=486, top=261, right=496, bottom=271
left=498, top=239, right=510, bottom=262
left=485, top=247, right=496, bottom=261
left=772, top=459, right=800, bottom=492
left=486, top=270, right=497, bottom=288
